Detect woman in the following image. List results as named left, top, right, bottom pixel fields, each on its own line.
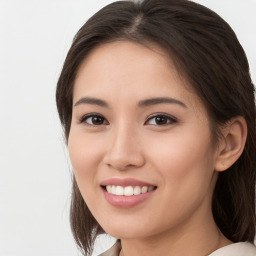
left=56, top=0, right=256, bottom=255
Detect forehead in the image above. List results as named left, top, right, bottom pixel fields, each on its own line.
left=73, top=41, right=204, bottom=113
left=75, top=41, right=178, bottom=85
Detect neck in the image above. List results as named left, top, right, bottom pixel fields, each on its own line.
left=119, top=209, right=231, bottom=256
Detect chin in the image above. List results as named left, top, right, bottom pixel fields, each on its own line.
left=106, top=228, right=150, bottom=240
left=98, top=218, right=161, bottom=240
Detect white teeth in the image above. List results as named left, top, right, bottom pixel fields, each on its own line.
left=115, top=186, right=124, bottom=196
left=111, top=185, right=116, bottom=194
left=141, top=186, right=147, bottom=193
left=124, top=186, right=133, bottom=196
left=105, top=185, right=155, bottom=196
left=106, top=185, right=112, bottom=193
left=133, top=186, right=141, bottom=195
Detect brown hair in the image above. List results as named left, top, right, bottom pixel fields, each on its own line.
left=56, top=0, right=256, bottom=254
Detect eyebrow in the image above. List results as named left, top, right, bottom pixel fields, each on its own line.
left=138, top=97, right=187, bottom=108
left=74, top=96, right=187, bottom=108
left=74, top=97, right=108, bottom=107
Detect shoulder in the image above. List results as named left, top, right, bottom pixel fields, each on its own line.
left=209, top=242, right=256, bottom=256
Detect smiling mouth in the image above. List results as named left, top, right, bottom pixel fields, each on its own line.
left=102, top=185, right=157, bottom=196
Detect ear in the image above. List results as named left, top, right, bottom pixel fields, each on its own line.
left=215, top=116, right=247, bottom=172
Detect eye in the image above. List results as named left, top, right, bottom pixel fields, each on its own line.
left=145, top=113, right=176, bottom=126
left=80, top=114, right=108, bottom=126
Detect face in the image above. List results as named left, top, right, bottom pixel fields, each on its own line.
left=68, top=41, right=219, bottom=239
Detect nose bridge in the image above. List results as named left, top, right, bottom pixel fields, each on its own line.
left=112, top=121, right=131, bottom=147
left=103, top=119, right=144, bottom=170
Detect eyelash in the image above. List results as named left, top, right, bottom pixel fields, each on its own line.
left=80, top=113, right=109, bottom=126
left=146, top=113, right=177, bottom=126
left=79, top=113, right=177, bottom=127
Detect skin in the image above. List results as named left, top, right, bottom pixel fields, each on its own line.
left=68, top=41, right=238, bottom=256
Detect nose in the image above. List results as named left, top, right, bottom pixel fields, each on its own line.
left=102, top=123, right=145, bottom=171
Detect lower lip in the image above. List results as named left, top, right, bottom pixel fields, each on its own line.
left=102, top=188, right=156, bottom=208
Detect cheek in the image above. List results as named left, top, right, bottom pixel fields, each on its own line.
left=140, top=130, right=216, bottom=231
left=68, top=132, right=103, bottom=197
left=147, top=126, right=215, bottom=197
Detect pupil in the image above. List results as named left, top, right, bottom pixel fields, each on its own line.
left=92, top=116, right=104, bottom=125
left=156, top=116, right=167, bottom=125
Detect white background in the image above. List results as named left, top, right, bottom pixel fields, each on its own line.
left=0, top=1, right=255, bottom=255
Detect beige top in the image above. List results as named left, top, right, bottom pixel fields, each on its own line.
left=99, top=241, right=256, bottom=256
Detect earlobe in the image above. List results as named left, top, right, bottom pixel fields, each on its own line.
left=214, top=116, right=247, bottom=172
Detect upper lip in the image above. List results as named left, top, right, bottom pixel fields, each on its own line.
left=100, top=178, right=156, bottom=187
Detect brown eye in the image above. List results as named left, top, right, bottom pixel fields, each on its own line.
left=81, top=114, right=108, bottom=126
left=155, top=115, right=169, bottom=125
left=146, top=114, right=176, bottom=126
